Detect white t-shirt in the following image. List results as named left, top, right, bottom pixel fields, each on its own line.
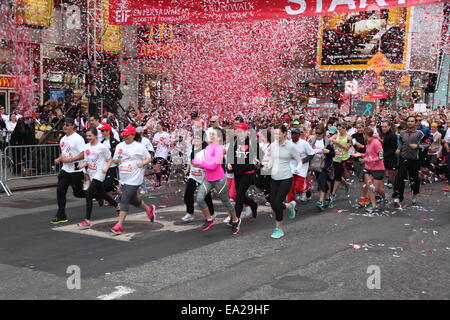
left=84, top=142, right=111, bottom=182
left=290, top=139, right=315, bottom=177
left=153, top=131, right=171, bottom=159
left=313, top=139, right=325, bottom=154
left=141, top=136, right=155, bottom=154
left=188, top=147, right=206, bottom=183
left=60, top=132, right=86, bottom=173
left=1, top=114, right=8, bottom=122
left=114, top=141, right=150, bottom=186
left=444, top=128, right=450, bottom=144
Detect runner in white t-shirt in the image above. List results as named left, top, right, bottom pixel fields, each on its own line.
left=181, top=133, right=215, bottom=222
left=76, top=127, right=120, bottom=229
left=152, top=122, right=171, bottom=187
left=288, top=128, right=315, bottom=203
left=51, top=117, right=86, bottom=224
left=110, top=125, right=156, bottom=235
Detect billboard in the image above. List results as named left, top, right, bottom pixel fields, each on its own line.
left=16, top=0, right=54, bottom=27
left=317, top=8, right=410, bottom=71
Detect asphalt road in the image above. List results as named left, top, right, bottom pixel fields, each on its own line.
left=0, top=180, right=449, bottom=300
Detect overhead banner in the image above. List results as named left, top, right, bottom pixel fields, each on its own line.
left=317, top=8, right=410, bottom=70
left=109, top=0, right=447, bottom=25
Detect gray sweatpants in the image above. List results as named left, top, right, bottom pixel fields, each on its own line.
left=197, top=177, right=235, bottom=213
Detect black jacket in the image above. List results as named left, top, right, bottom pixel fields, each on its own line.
left=381, top=130, right=398, bottom=160
left=227, top=135, right=263, bottom=175
left=102, top=136, right=120, bottom=157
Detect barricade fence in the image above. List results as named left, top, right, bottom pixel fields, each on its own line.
left=0, top=144, right=62, bottom=196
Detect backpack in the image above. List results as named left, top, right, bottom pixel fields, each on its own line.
left=309, top=137, right=330, bottom=173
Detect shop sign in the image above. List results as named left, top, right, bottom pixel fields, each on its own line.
left=0, top=75, right=17, bottom=89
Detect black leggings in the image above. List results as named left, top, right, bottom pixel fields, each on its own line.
left=184, top=178, right=214, bottom=215
left=270, top=178, right=293, bottom=222
left=85, top=179, right=117, bottom=220
left=234, top=173, right=257, bottom=218
left=56, top=170, right=85, bottom=220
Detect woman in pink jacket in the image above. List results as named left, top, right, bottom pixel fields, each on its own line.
left=192, top=128, right=240, bottom=234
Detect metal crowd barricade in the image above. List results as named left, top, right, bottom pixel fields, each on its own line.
left=0, top=144, right=62, bottom=197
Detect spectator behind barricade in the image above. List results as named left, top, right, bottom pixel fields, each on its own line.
left=10, top=116, right=36, bottom=146
left=5, top=114, right=17, bottom=144
left=50, top=108, right=65, bottom=131
left=0, top=109, right=6, bottom=150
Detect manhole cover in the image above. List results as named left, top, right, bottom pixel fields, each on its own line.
left=272, top=276, right=329, bottom=292
left=91, top=221, right=164, bottom=233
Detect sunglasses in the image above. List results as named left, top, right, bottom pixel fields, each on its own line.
left=316, top=132, right=323, bottom=135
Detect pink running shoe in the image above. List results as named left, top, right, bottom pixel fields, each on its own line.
left=111, top=224, right=123, bottom=235
left=77, top=220, right=90, bottom=229
left=146, top=205, right=156, bottom=222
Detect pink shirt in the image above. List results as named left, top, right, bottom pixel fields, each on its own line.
left=362, top=138, right=385, bottom=171
left=191, top=143, right=225, bottom=181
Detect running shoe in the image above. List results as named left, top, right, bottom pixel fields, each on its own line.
left=51, top=217, right=68, bottom=224
left=231, top=218, right=241, bottom=235
left=364, top=197, right=371, bottom=205
left=299, top=193, right=308, bottom=202
left=315, top=201, right=325, bottom=211
left=251, top=203, right=258, bottom=218
left=287, top=201, right=296, bottom=219
left=77, top=220, right=90, bottom=230
left=181, top=213, right=194, bottom=222
left=264, top=201, right=271, bottom=207
left=201, top=219, right=216, bottom=231
left=271, top=228, right=285, bottom=239
left=146, top=205, right=156, bottom=222
left=223, top=216, right=231, bottom=225
left=243, top=206, right=252, bottom=218
left=393, top=198, right=401, bottom=208
left=111, top=224, right=123, bottom=235
left=365, top=205, right=377, bottom=214
left=443, top=186, right=450, bottom=192
left=358, top=197, right=366, bottom=207
left=329, top=194, right=335, bottom=206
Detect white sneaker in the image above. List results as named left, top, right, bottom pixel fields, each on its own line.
left=140, top=190, right=146, bottom=195
left=300, top=193, right=308, bottom=202
left=223, top=216, right=231, bottom=225
left=265, top=201, right=271, bottom=207
left=83, top=180, right=91, bottom=191
left=181, top=213, right=194, bottom=222
left=243, top=206, right=252, bottom=218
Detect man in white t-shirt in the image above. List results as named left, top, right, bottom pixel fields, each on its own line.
left=51, top=117, right=86, bottom=224
left=288, top=128, right=315, bottom=203
left=152, top=122, right=171, bottom=187
left=110, top=125, right=156, bottom=235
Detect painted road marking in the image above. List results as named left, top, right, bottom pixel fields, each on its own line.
left=97, top=286, right=135, bottom=300
left=53, top=202, right=272, bottom=241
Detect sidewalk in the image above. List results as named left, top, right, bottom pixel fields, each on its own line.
left=0, top=175, right=57, bottom=194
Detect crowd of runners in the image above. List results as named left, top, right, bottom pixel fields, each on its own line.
left=50, top=106, right=450, bottom=239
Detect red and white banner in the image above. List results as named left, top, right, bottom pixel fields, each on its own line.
left=109, top=0, right=447, bottom=25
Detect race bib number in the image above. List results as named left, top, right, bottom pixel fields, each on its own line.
left=119, top=164, right=132, bottom=173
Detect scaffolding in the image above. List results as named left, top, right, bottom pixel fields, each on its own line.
left=86, top=0, right=104, bottom=116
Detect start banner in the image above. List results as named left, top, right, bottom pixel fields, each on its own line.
left=109, top=0, right=447, bottom=25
